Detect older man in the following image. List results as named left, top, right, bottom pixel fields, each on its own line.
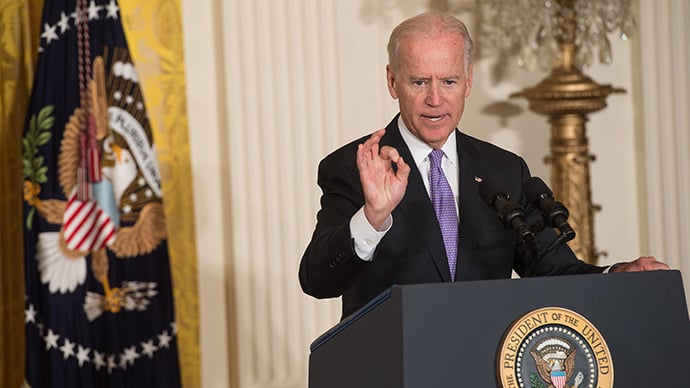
left=299, top=12, right=667, bottom=319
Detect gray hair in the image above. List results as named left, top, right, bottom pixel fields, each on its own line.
left=387, top=12, right=474, bottom=73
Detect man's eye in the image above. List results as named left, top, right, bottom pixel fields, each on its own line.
left=413, top=80, right=425, bottom=86
left=444, top=80, right=456, bottom=86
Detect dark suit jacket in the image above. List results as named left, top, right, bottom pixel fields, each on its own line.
left=299, top=115, right=604, bottom=318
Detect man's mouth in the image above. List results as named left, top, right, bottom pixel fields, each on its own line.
left=422, top=114, right=445, bottom=122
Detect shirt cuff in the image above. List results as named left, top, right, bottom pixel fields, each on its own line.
left=350, top=207, right=392, bottom=261
left=603, top=262, right=625, bottom=273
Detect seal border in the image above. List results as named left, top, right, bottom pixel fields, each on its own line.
left=496, top=306, right=614, bottom=388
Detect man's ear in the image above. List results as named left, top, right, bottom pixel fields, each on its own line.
left=386, top=65, right=399, bottom=99
left=465, top=63, right=473, bottom=98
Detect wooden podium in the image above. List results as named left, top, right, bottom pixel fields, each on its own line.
left=308, top=271, right=690, bottom=387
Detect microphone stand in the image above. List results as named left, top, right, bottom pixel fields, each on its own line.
left=523, top=220, right=576, bottom=277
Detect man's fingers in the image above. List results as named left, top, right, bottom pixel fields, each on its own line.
left=370, top=128, right=386, bottom=141
left=378, top=145, right=399, bottom=161
left=614, top=256, right=671, bottom=272
left=396, top=155, right=411, bottom=180
left=363, top=129, right=385, bottom=150
left=358, top=129, right=386, bottom=161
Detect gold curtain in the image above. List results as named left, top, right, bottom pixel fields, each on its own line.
left=0, top=1, right=200, bottom=387
left=0, top=0, right=42, bottom=386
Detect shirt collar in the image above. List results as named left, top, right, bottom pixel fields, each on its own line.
left=397, top=116, right=458, bottom=167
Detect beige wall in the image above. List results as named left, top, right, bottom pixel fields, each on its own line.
left=182, top=1, right=690, bottom=387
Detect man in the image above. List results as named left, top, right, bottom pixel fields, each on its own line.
left=299, top=12, right=667, bottom=319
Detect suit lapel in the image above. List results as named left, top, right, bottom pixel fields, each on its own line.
left=381, top=121, right=452, bottom=282
left=456, top=132, right=491, bottom=279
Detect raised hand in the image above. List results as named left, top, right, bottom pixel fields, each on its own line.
left=356, top=129, right=411, bottom=229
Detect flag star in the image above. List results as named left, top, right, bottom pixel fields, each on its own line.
left=105, top=0, right=120, bottom=19
left=136, top=101, right=144, bottom=110
left=125, top=95, right=134, bottom=104
left=158, top=331, right=172, bottom=349
left=107, top=355, right=117, bottom=374
left=58, top=12, right=71, bottom=34
left=44, top=329, right=60, bottom=350
left=119, top=354, right=128, bottom=370
left=113, top=90, right=122, bottom=100
left=41, top=23, right=59, bottom=44
left=76, top=346, right=91, bottom=366
left=88, top=0, right=103, bottom=20
left=121, top=346, right=140, bottom=366
left=93, top=351, right=106, bottom=370
left=25, top=304, right=37, bottom=324
left=140, top=340, right=157, bottom=358
left=171, top=322, right=178, bottom=335
left=60, top=338, right=75, bottom=360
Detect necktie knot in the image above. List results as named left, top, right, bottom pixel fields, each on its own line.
left=429, top=149, right=445, bottom=169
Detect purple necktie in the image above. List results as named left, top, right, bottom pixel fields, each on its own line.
left=429, top=149, right=458, bottom=281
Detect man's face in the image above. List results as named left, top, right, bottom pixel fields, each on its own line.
left=387, top=33, right=473, bottom=149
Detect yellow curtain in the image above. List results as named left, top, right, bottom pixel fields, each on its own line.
left=0, top=1, right=200, bottom=386
left=119, top=1, right=201, bottom=387
left=0, top=0, right=42, bottom=387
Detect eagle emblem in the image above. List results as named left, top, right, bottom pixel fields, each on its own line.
left=530, top=337, right=584, bottom=388
left=23, top=48, right=165, bottom=321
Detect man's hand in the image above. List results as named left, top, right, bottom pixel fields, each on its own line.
left=610, top=256, right=670, bottom=272
left=357, top=129, right=411, bottom=230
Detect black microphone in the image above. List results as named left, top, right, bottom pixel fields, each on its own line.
left=522, top=177, right=575, bottom=243
left=478, top=178, right=538, bottom=254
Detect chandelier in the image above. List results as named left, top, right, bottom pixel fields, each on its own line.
left=478, top=0, right=636, bottom=71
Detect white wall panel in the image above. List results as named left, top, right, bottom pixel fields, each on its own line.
left=636, top=0, right=690, bottom=300
left=219, top=0, right=348, bottom=386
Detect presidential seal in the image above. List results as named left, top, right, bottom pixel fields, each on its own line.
left=497, top=307, right=613, bottom=388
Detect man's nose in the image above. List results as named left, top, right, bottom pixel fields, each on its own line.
left=424, top=84, right=442, bottom=106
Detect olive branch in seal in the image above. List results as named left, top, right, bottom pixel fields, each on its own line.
left=530, top=372, right=546, bottom=388
left=22, top=105, right=54, bottom=229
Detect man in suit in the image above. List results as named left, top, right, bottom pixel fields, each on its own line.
left=299, top=12, right=667, bottom=319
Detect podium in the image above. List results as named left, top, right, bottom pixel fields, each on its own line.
left=308, top=271, right=690, bottom=387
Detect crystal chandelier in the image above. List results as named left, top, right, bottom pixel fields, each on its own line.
left=478, top=0, right=636, bottom=71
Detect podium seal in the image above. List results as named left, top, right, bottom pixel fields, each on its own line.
left=497, top=307, right=613, bottom=388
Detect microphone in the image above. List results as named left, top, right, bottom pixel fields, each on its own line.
left=478, top=177, right=538, bottom=254
left=522, top=177, right=575, bottom=244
